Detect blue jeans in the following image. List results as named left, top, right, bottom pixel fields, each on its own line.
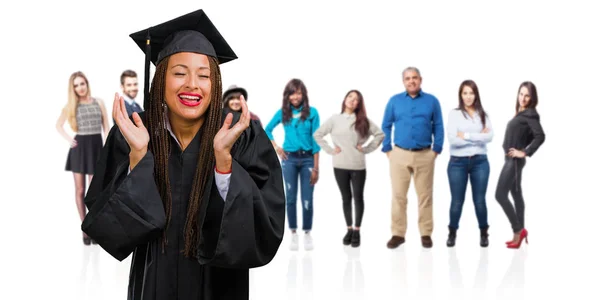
left=281, top=152, right=314, bottom=231
left=447, top=154, right=490, bottom=230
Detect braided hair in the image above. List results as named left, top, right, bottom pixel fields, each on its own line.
left=146, top=55, right=223, bottom=257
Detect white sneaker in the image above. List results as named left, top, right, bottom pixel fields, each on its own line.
left=304, top=232, right=313, bottom=251
left=290, top=232, right=299, bottom=251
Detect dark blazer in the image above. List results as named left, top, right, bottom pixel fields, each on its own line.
left=113, top=100, right=143, bottom=124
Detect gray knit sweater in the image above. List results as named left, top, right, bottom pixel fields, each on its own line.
left=313, top=112, right=384, bottom=170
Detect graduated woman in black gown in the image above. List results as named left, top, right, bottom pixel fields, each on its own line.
left=81, top=9, right=286, bottom=300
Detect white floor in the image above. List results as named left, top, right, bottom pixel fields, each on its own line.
left=12, top=219, right=599, bottom=300
left=4, top=147, right=599, bottom=300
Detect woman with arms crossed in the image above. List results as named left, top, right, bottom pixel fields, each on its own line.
left=445, top=80, right=493, bottom=247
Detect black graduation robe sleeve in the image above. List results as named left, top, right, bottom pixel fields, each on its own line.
left=81, top=121, right=166, bottom=261
left=197, top=119, right=286, bottom=269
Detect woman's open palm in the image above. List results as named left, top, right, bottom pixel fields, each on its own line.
left=214, top=95, right=251, bottom=154
left=112, top=93, right=149, bottom=152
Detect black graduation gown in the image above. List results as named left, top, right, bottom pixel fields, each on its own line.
left=81, top=111, right=286, bottom=300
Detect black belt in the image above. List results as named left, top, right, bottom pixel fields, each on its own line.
left=396, top=145, right=431, bottom=152
left=287, top=150, right=312, bottom=156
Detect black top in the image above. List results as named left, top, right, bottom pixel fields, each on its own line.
left=81, top=112, right=285, bottom=300
left=502, top=108, right=546, bottom=157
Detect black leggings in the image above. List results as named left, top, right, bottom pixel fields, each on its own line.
left=495, top=157, right=526, bottom=233
left=333, top=168, right=366, bottom=227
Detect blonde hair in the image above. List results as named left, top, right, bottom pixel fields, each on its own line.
left=65, top=71, right=91, bottom=132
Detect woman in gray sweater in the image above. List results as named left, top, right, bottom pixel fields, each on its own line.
left=313, top=90, right=384, bottom=247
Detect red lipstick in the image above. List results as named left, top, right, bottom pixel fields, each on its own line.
left=178, top=92, right=202, bottom=107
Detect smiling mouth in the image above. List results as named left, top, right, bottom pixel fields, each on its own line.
left=178, top=93, right=202, bottom=107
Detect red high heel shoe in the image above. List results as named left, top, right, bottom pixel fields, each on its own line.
left=507, top=229, right=528, bottom=249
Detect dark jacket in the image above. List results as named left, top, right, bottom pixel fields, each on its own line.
left=224, top=107, right=262, bottom=127
left=502, top=108, right=545, bottom=157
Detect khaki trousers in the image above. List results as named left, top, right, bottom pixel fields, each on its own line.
left=389, top=146, right=436, bottom=237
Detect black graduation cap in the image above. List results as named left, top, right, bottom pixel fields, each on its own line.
left=129, top=9, right=238, bottom=109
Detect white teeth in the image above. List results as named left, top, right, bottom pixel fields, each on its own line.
left=180, top=95, right=200, bottom=100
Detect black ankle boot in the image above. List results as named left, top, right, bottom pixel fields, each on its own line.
left=446, top=227, right=457, bottom=247
left=480, top=227, right=489, bottom=247
left=343, top=229, right=352, bottom=245
left=351, top=230, right=360, bottom=247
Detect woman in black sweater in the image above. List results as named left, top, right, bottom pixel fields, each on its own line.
left=495, top=81, right=545, bottom=249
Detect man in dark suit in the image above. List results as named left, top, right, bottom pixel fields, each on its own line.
left=115, top=70, right=143, bottom=123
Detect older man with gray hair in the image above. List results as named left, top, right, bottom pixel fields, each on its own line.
left=381, top=66, right=444, bottom=249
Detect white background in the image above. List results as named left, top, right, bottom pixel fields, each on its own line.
left=1, top=0, right=599, bottom=299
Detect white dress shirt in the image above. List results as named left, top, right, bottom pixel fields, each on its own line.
left=122, top=94, right=136, bottom=106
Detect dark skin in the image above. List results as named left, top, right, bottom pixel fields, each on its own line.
left=111, top=52, right=250, bottom=173
left=270, top=90, right=318, bottom=235
left=271, top=89, right=319, bottom=185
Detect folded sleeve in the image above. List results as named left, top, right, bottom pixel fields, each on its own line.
left=82, top=121, right=166, bottom=261
left=196, top=120, right=286, bottom=269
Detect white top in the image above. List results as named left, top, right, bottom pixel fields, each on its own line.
left=446, top=108, right=494, bottom=157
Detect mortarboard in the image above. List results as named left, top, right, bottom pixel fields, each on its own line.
left=129, top=9, right=238, bottom=110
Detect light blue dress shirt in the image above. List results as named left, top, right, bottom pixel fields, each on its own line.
left=446, top=109, right=493, bottom=157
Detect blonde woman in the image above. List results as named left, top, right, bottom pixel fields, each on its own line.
left=56, top=71, right=109, bottom=245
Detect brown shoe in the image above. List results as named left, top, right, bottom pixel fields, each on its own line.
left=387, top=236, right=405, bottom=249
left=421, top=236, right=433, bottom=248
